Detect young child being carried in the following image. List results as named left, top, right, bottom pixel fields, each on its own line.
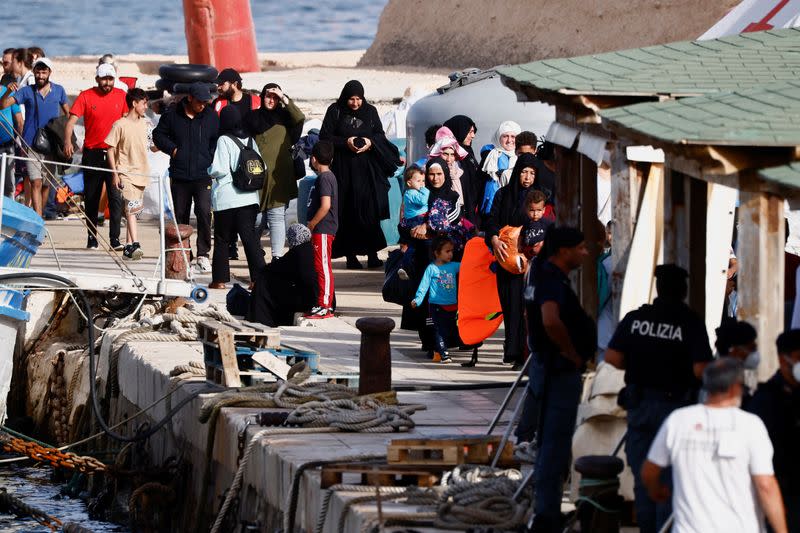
left=411, top=236, right=460, bottom=364
left=399, top=165, right=429, bottom=230
left=521, top=189, right=554, bottom=259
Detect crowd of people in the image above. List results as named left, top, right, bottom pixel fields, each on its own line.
left=0, top=47, right=796, bottom=532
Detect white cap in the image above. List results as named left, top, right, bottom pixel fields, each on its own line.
left=96, top=63, right=116, bottom=78
left=32, top=57, right=53, bottom=71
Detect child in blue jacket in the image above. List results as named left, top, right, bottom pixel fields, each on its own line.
left=411, top=236, right=460, bottom=363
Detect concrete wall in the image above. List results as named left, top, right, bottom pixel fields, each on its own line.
left=360, top=0, right=740, bottom=69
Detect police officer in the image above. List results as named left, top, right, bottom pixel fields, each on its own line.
left=526, top=226, right=595, bottom=533
left=747, top=329, right=800, bottom=532
left=604, top=264, right=713, bottom=533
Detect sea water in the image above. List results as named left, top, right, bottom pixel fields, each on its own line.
left=7, top=0, right=389, bottom=56
left=0, top=466, right=123, bottom=532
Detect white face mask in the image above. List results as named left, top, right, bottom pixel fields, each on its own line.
left=782, top=356, right=800, bottom=383
left=743, top=350, right=761, bottom=370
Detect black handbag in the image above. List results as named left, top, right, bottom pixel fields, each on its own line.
left=31, top=89, right=53, bottom=154
left=381, top=248, right=416, bottom=306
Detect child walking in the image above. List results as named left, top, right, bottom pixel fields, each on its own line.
left=399, top=165, right=428, bottom=230
left=105, top=88, right=151, bottom=260
left=411, top=236, right=460, bottom=363
left=306, top=140, right=338, bottom=319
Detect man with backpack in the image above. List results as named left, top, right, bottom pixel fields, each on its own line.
left=207, top=106, right=266, bottom=289
left=153, top=82, right=219, bottom=272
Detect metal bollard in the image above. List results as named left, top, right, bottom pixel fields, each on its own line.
left=165, top=223, right=194, bottom=280
left=355, top=317, right=395, bottom=395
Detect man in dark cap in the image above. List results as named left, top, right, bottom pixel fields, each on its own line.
left=214, top=68, right=259, bottom=119
left=605, top=263, right=713, bottom=533
left=525, top=226, right=595, bottom=532
left=747, top=329, right=800, bottom=532
left=153, top=82, right=219, bottom=272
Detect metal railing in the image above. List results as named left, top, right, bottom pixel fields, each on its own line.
left=0, top=150, right=195, bottom=296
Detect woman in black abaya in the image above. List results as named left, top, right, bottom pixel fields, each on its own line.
left=443, top=115, right=481, bottom=225
left=320, top=80, right=401, bottom=269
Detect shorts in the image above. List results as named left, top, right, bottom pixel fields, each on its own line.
left=121, top=179, right=145, bottom=216
left=26, top=159, right=57, bottom=182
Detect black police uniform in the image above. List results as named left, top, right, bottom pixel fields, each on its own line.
left=608, top=296, right=712, bottom=533
left=746, top=371, right=800, bottom=532
left=526, top=257, right=596, bottom=527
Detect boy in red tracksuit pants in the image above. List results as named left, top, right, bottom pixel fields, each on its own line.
left=305, top=140, right=338, bottom=319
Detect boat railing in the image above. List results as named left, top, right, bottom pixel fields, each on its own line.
left=0, top=151, right=202, bottom=299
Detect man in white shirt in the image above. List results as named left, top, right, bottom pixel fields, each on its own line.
left=641, top=357, right=787, bottom=533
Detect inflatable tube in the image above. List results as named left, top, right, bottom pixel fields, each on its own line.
left=172, top=81, right=218, bottom=96
left=457, top=237, right=503, bottom=345
left=158, top=64, right=218, bottom=83
left=155, top=78, right=176, bottom=93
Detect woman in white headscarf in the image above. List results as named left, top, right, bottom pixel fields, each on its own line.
left=482, top=121, right=521, bottom=186
left=479, top=121, right=521, bottom=219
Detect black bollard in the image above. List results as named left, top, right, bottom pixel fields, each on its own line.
left=355, top=317, right=395, bottom=395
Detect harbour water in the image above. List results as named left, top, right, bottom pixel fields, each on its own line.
left=0, top=466, right=124, bottom=532
left=10, top=0, right=389, bottom=56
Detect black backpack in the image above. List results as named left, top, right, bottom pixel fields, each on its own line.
left=227, top=135, right=267, bottom=191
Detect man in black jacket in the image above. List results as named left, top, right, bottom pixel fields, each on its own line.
left=153, top=82, right=219, bottom=271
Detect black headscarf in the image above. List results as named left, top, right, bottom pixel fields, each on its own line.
left=244, top=82, right=293, bottom=136
left=219, top=106, right=248, bottom=138
left=337, top=80, right=369, bottom=119
left=443, top=115, right=477, bottom=154
left=507, top=152, right=538, bottom=200
left=425, top=157, right=459, bottom=206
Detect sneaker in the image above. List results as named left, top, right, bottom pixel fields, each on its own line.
left=123, top=242, right=143, bottom=260
left=304, top=306, right=333, bottom=319
left=196, top=256, right=212, bottom=272
left=397, top=268, right=409, bottom=281
left=440, top=352, right=452, bottom=364
left=86, top=236, right=98, bottom=249
left=110, top=239, right=124, bottom=251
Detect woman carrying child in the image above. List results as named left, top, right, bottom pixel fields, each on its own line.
left=484, top=153, right=546, bottom=369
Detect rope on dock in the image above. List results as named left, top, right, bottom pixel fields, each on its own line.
left=0, top=487, right=63, bottom=532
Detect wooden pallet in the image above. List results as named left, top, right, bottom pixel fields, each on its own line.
left=387, top=435, right=517, bottom=467
left=320, top=462, right=445, bottom=489
left=199, top=320, right=280, bottom=387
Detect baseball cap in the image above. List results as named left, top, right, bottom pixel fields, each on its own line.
left=216, top=68, right=241, bottom=84
left=188, top=81, right=215, bottom=102
left=96, top=63, right=116, bottom=78
left=32, top=57, right=53, bottom=71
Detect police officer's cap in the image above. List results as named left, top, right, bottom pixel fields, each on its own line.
left=654, top=264, right=688, bottom=283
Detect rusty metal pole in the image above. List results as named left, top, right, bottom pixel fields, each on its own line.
left=356, top=317, right=395, bottom=395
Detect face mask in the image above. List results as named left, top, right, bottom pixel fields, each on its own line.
left=783, top=356, right=800, bottom=383
left=743, top=351, right=760, bottom=370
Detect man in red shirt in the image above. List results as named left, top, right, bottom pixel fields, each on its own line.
left=64, top=64, right=128, bottom=249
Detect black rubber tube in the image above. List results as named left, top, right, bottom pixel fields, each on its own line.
left=0, top=273, right=213, bottom=443
left=158, top=64, right=218, bottom=83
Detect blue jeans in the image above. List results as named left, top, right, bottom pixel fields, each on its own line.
left=256, top=204, right=287, bottom=259
left=531, top=355, right=582, bottom=522
left=626, top=400, right=679, bottom=533
left=429, top=303, right=456, bottom=354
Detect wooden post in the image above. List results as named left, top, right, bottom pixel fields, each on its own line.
left=737, top=190, right=784, bottom=382
left=580, top=154, right=601, bottom=320
left=663, top=170, right=691, bottom=270
left=555, top=145, right=580, bottom=227
left=609, top=144, right=640, bottom=321
left=356, top=317, right=395, bottom=394
left=687, top=178, right=708, bottom=316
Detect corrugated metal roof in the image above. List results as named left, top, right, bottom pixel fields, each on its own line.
left=497, top=28, right=800, bottom=98
left=600, top=81, right=800, bottom=146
